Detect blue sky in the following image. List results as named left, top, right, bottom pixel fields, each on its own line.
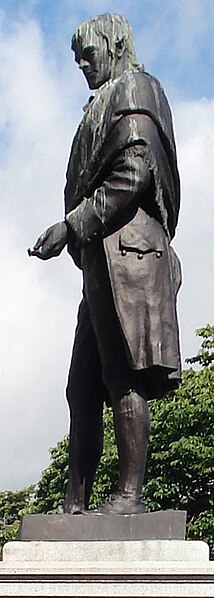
left=0, top=0, right=213, bottom=491
left=1, top=0, right=214, bottom=98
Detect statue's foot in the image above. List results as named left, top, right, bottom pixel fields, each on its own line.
left=93, top=491, right=146, bottom=515
left=63, top=501, right=89, bottom=515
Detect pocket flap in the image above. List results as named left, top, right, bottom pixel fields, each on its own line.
left=120, top=208, right=166, bottom=253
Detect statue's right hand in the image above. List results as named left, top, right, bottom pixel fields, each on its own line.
left=28, top=221, right=68, bottom=260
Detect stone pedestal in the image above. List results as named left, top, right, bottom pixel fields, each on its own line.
left=16, top=510, right=187, bottom=541
left=0, top=513, right=213, bottom=596
left=0, top=539, right=213, bottom=596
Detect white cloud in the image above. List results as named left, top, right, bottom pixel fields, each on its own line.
left=173, top=98, right=214, bottom=362
left=0, top=221, right=81, bottom=491
left=0, top=12, right=82, bottom=490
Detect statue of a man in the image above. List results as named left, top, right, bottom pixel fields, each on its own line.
left=29, top=14, right=181, bottom=514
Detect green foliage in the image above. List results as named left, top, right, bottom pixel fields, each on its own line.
left=92, top=365, right=214, bottom=557
left=29, top=367, right=213, bottom=556
left=144, top=367, right=213, bottom=556
left=188, top=510, right=214, bottom=552
left=29, top=437, right=69, bottom=514
left=90, top=406, right=119, bottom=508
left=28, top=410, right=119, bottom=514
left=186, top=324, right=214, bottom=367
left=1, top=325, right=213, bottom=559
left=0, top=487, right=34, bottom=554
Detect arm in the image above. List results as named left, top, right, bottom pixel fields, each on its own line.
left=65, top=146, right=150, bottom=246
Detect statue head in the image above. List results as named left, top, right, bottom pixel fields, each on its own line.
left=71, top=13, right=139, bottom=89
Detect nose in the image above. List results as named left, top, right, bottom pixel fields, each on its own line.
left=79, top=58, right=90, bottom=69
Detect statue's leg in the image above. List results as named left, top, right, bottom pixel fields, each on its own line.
left=64, top=397, right=103, bottom=513
left=96, top=389, right=150, bottom=514
left=64, top=297, right=107, bottom=514
left=82, top=246, right=151, bottom=514
left=113, top=390, right=150, bottom=508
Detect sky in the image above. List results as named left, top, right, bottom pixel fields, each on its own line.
left=0, top=0, right=213, bottom=492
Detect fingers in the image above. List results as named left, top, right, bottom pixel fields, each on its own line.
left=27, top=230, right=52, bottom=260
left=27, top=236, right=51, bottom=260
left=33, top=232, right=48, bottom=251
left=27, top=246, right=49, bottom=259
left=27, top=240, right=63, bottom=260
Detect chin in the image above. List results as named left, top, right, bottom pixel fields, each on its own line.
left=87, top=77, right=100, bottom=90
left=88, top=82, right=97, bottom=90
left=86, top=75, right=109, bottom=90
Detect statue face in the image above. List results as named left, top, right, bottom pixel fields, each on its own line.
left=74, top=30, right=112, bottom=89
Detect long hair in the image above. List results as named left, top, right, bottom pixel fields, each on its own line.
left=72, top=13, right=140, bottom=70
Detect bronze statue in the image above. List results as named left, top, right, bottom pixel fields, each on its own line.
left=29, top=14, right=181, bottom=514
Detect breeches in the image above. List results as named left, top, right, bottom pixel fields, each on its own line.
left=66, top=294, right=142, bottom=411
left=66, top=245, right=148, bottom=409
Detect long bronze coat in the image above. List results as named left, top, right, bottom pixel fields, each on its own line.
left=65, top=70, right=182, bottom=398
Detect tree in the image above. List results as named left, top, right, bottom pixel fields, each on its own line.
left=26, top=409, right=119, bottom=514
left=186, top=325, right=214, bottom=367
left=145, top=365, right=213, bottom=553
left=31, top=325, right=214, bottom=555
left=29, top=436, right=69, bottom=514
left=0, top=487, right=34, bottom=554
left=1, top=326, right=213, bottom=557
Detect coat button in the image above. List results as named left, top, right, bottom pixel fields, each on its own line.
left=137, top=253, right=144, bottom=260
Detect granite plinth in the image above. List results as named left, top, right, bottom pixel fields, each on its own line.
left=3, top=538, right=210, bottom=564
left=0, top=540, right=214, bottom=596
left=4, top=511, right=213, bottom=596
left=16, top=509, right=186, bottom=541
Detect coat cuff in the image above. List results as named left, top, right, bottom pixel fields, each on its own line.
left=65, top=198, right=107, bottom=246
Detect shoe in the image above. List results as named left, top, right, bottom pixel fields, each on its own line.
left=64, top=501, right=89, bottom=515
left=93, top=491, right=146, bottom=515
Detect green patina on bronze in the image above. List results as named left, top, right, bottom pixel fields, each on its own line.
left=72, top=13, right=140, bottom=71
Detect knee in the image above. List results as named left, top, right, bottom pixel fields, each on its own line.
left=112, top=389, right=151, bottom=438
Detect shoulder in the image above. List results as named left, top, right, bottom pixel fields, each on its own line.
left=104, top=70, right=171, bottom=135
